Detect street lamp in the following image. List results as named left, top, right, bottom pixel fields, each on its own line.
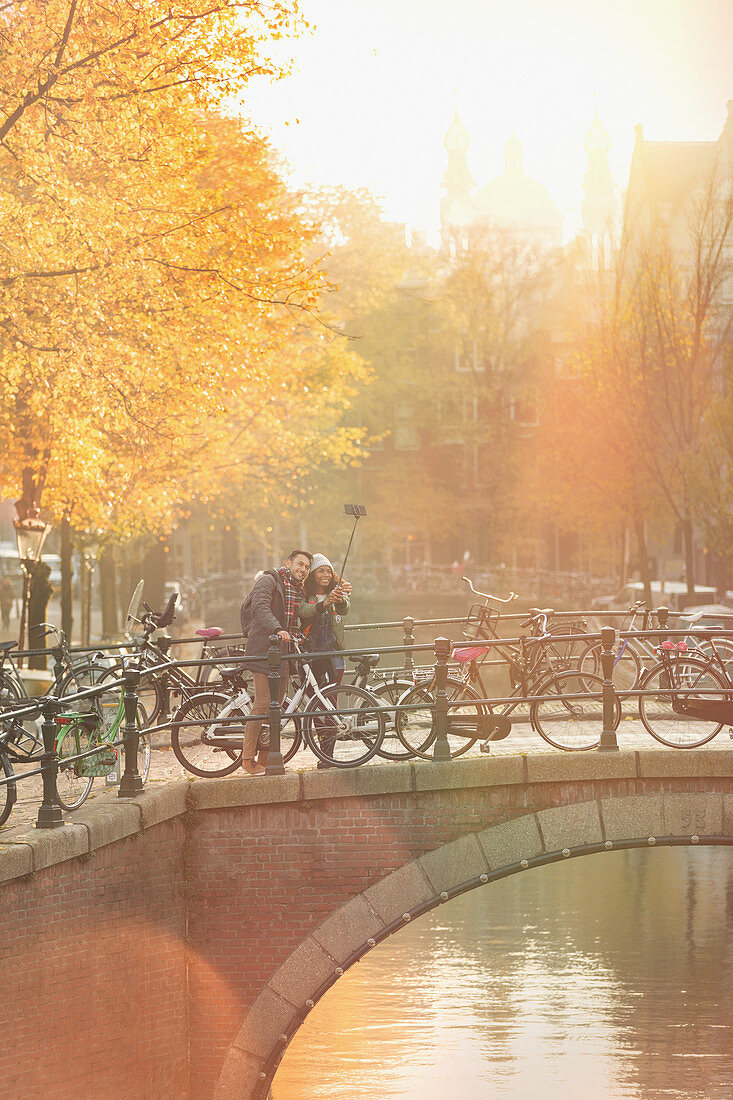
left=14, top=515, right=52, bottom=664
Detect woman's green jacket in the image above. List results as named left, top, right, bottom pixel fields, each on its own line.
left=298, top=593, right=350, bottom=648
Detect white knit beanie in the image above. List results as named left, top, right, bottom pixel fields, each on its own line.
left=310, top=553, right=333, bottom=573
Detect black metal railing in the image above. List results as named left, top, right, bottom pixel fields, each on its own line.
left=1, top=612, right=732, bottom=829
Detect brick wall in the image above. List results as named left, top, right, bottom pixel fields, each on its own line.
left=2, top=758, right=732, bottom=1100
left=0, top=818, right=187, bottom=1100
left=184, top=772, right=733, bottom=1098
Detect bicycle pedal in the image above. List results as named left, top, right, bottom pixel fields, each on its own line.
left=479, top=742, right=491, bottom=754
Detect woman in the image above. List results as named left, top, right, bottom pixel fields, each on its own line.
left=298, top=553, right=351, bottom=687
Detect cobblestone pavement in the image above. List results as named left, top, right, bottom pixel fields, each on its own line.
left=2, top=712, right=732, bottom=843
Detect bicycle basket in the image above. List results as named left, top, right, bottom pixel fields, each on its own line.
left=76, top=744, right=117, bottom=778
left=464, top=604, right=499, bottom=641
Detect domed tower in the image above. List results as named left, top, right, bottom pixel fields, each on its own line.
left=440, top=111, right=475, bottom=253
left=471, top=134, right=562, bottom=249
left=581, top=112, right=617, bottom=268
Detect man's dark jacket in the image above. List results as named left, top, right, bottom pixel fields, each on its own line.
left=244, top=570, right=289, bottom=659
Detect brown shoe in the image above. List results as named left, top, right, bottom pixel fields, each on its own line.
left=256, top=750, right=269, bottom=769
left=241, top=760, right=266, bottom=776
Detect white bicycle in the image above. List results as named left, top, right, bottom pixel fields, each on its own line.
left=170, top=642, right=386, bottom=774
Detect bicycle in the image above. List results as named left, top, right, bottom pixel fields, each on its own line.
left=0, top=702, right=44, bottom=826
left=117, top=581, right=247, bottom=724
left=577, top=603, right=733, bottom=695
left=170, top=641, right=386, bottom=775
left=636, top=638, right=733, bottom=748
left=54, top=666, right=151, bottom=811
left=0, top=640, right=28, bottom=703
left=37, top=623, right=117, bottom=696
left=396, top=602, right=619, bottom=756
left=345, top=652, right=415, bottom=761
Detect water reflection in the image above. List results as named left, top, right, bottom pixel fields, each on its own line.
left=273, top=847, right=733, bottom=1099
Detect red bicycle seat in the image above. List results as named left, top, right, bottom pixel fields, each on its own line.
left=453, top=645, right=490, bottom=663
left=196, top=627, right=223, bottom=639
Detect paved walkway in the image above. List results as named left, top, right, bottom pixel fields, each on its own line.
left=3, top=716, right=732, bottom=841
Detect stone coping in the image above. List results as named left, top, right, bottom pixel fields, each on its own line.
left=1, top=748, right=732, bottom=884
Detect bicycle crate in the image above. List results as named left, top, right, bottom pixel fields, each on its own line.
left=464, top=603, right=499, bottom=641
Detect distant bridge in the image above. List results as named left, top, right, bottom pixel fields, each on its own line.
left=1, top=750, right=732, bottom=1099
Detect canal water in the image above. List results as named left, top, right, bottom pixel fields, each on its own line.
left=272, top=847, right=733, bottom=1099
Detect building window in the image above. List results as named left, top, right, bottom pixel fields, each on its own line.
left=455, top=339, right=482, bottom=373
left=393, top=404, right=420, bottom=450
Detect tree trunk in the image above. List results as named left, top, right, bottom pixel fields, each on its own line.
left=28, top=562, right=54, bottom=670
left=634, top=518, right=653, bottom=608
left=682, top=517, right=696, bottom=604
left=221, top=525, right=238, bottom=573
left=142, top=541, right=166, bottom=612
left=99, top=546, right=118, bottom=638
left=60, top=512, right=73, bottom=641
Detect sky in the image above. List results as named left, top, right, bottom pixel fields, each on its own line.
left=242, top=0, right=733, bottom=241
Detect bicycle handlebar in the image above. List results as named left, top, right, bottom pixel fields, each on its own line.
left=462, top=577, right=519, bottom=603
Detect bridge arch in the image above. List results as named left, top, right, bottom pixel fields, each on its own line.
left=214, top=788, right=733, bottom=1098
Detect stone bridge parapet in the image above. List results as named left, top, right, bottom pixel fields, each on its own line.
left=1, top=749, right=732, bottom=1098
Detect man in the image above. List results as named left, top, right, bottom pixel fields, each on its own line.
left=241, top=549, right=312, bottom=775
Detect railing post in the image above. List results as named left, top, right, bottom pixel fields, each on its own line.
left=432, top=636, right=452, bottom=762
left=265, top=634, right=285, bottom=775
left=157, top=635, right=172, bottom=723
left=118, top=668, right=144, bottom=797
left=598, top=626, right=619, bottom=752
left=402, top=616, right=415, bottom=675
left=51, top=645, right=65, bottom=688
left=36, top=697, right=64, bottom=829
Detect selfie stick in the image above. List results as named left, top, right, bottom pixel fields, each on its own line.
left=339, top=504, right=367, bottom=584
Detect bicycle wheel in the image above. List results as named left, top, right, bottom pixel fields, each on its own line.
left=638, top=658, right=728, bottom=748
left=692, top=638, right=733, bottom=683
left=578, top=638, right=643, bottom=694
left=57, top=659, right=120, bottom=697
left=545, top=621, right=587, bottom=669
left=0, top=669, right=28, bottom=703
left=278, top=700, right=303, bottom=763
left=395, top=678, right=484, bottom=760
left=171, top=692, right=244, bottom=777
left=371, top=679, right=417, bottom=760
left=303, top=683, right=385, bottom=767
left=531, top=670, right=617, bottom=751
left=0, top=753, right=16, bottom=826
left=55, top=723, right=95, bottom=810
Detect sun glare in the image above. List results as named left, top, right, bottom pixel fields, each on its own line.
left=243, top=0, right=733, bottom=238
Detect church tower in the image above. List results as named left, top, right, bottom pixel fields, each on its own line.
left=440, top=111, right=475, bottom=252
left=581, top=112, right=616, bottom=268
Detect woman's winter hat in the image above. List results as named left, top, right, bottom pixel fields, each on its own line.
left=310, top=553, right=333, bottom=573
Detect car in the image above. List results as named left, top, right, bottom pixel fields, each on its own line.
left=591, top=580, right=719, bottom=613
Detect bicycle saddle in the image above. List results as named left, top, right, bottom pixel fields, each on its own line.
left=680, top=610, right=705, bottom=623
left=348, top=653, right=380, bottom=667
left=528, top=607, right=555, bottom=617
left=0, top=640, right=17, bottom=652
left=218, top=665, right=247, bottom=681
left=196, top=627, right=223, bottom=639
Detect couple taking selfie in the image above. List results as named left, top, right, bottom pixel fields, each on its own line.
left=239, top=550, right=351, bottom=775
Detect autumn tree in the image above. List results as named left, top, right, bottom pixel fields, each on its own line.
left=598, top=170, right=733, bottom=599
left=0, top=1, right=368, bottom=636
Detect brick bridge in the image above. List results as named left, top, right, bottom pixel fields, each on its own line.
left=2, top=750, right=732, bottom=1099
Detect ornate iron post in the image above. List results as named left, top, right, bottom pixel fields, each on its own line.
left=51, top=644, right=65, bottom=688
left=402, top=616, right=415, bottom=674
left=432, top=636, right=452, bottom=762
left=118, top=668, right=144, bottom=797
left=265, top=634, right=285, bottom=775
left=598, top=626, right=619, bottom=751
left=157, top=634, right=172, bottom=724
left=36, top=697, right=63, bottom=828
